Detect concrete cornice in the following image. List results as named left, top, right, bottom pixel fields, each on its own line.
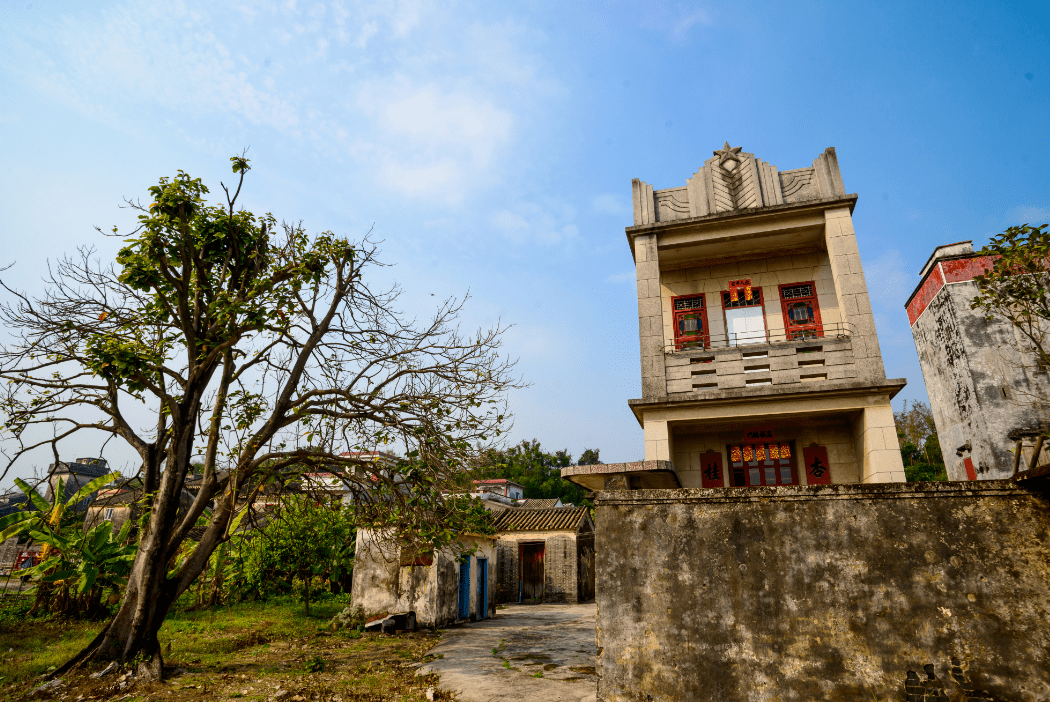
left=593, top=479, right=1027, bottom=506
left=626, top=377, right=907, bottom=426
left=624, top=194, right=859, bottom=242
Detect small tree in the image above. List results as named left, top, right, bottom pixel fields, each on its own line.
left=0, top=157, right=518, bottom=677
left=971, top=223, right=1050, bottom=375
left=233, top=495, right=356, bottom=614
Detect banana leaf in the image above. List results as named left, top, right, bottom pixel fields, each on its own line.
left=64, top=472, right=121, bottom=510
left=13, top=478, right=49, bottom=513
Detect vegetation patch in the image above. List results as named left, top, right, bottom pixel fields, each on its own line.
left=0, top=596, right=453, bottom=701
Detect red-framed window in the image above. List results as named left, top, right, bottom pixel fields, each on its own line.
left=672, top=294, right=710, bottom=350
left=727, top=441, right=798, bottom=487
left=779, top=282, right=823, bottom=340
left=721, top=285, right=768, bottom=346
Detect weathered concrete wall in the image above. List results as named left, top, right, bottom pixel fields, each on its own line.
left=912, top=279, right=1050, bottom=480
left=351, top=530, right=496, bottom=627
left=595, top=482, right=1050, bottom=702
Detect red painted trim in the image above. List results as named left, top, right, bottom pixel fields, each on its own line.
left=906, top=254, right=999, bottom=325
left=777, top=280, right=824, bottom=340
left=964, top=457, right=977, bottom=481
left=906, top=264, right=945, bottom=325
left=940, top=256, right=995, bottom=283
left=671, top=293, right=711, bottom=350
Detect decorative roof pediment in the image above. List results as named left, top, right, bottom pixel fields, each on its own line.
left=631, top=144, right=847, bottom=226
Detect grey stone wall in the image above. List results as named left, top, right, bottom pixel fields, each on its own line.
left=912, top=280, right=1050, bottom=479
left=494, top=533, right=590, bottom=604
left=594, top=482, right=1050, bottom=702
left=495, top=538, right=519, bottom=603
left=543, top=534, right=578, bottom=603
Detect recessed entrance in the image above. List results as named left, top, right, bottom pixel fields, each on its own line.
left=519, top=542, right=545, bottom=603
left=727, top=441, right=799, bottom=486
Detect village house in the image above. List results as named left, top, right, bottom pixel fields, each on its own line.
left=492, top=506, right=594, bottom=604
left=906, top=241, right=1050, bottom=479
left=573, top=143, right=907, bottom=489
left=350, top=529, right=496, bottom=628
left=470, top=478, right=525, bottom=499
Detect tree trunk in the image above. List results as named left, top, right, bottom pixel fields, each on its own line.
left=304, top=574, right=310, bottom=617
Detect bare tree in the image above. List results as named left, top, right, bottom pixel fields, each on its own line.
left=0, top=157, right=517, bottom=677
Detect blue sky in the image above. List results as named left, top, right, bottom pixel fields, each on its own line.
left=0, top=0, right=1047, bottom=484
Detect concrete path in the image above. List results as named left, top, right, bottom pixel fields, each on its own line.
left=420, top=603, right=597, bottom=702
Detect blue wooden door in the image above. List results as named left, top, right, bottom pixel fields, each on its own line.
left=458, top=559, right=471, bottom=619
left=476, top=558, right=488, bottom=620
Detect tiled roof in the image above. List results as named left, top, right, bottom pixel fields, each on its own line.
left=491, top=506, right=590, bottom=532
left=518, top=498, right=560, bottom=509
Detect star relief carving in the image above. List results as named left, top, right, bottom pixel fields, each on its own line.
left=713, top=141, right=743, bottom=169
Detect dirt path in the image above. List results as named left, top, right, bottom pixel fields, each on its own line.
left=421, top=603, right=597, bottom=702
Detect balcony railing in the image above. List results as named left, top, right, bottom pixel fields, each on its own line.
left=666, top=322, right=856, bottom=353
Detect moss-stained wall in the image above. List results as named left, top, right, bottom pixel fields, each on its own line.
left=595, top=482, right=1050, bottom=702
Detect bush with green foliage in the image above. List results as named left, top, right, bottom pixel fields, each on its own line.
left=224, top=496, right=356, bottom=615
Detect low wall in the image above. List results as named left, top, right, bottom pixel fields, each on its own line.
left=595, top=481, right=1050, bottom=702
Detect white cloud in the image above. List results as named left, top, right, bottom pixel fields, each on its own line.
left=355, top=81, right=515, bottom=203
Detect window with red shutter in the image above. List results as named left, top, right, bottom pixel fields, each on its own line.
left=672, top=294, right=710, bottom=350
left=779, top=282, right=823, bottom=340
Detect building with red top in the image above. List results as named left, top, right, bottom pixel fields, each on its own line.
left=906, top=241, right=1050, bottom=480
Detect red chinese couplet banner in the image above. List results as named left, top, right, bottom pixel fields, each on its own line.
left=802, top=446, right=832, bottom=485
left=700, top=451, right=724, bottom=488
left=964, top=457, right=976, bottom=481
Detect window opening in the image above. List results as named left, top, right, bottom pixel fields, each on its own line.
left=722, top=286, right=767, bottom=346
left=672, top=294, right=710, bottom=350
left=728, top=442, right=798, bottom=487
left=779, top=282, right=823, bottom=340
left=104, top=507, right=114, bottom=520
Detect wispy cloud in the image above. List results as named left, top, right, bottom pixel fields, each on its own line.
left=491, top=203, right=579, bottom=246
left=3, top=1, right=557, bottom=207
left=642, top=3, right=711, bottom=42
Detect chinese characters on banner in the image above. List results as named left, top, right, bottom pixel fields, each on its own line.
left=700, top=451, right=724, bottom=488
left=728, top=278, right=753, bottom=304
left=802, top=446, right=831, bottom=485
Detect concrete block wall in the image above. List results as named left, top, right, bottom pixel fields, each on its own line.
left=595, top=482, right=1050, bottom=702
left=543, top=535, right=579, bottom=603
left=493, top=532, right=585, bottom=604
left=664, top=337, right=857, bottom=395
left=634, top=233, right=666, bottom=399
left=824, top=207, right=886, bottom=381
left=852, top=404, right=908, bottom=483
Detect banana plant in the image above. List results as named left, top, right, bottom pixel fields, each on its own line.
left=0, top=472, right=138, bottom=616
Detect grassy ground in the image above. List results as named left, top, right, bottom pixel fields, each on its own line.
left=0, top=592, right=451, bottom=701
